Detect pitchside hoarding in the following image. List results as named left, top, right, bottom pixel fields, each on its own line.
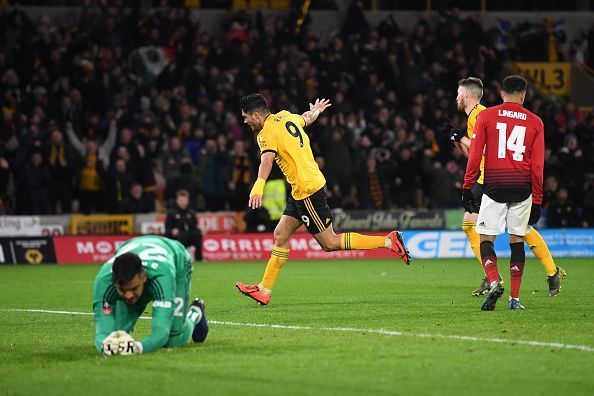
left=53, top=235, right=134, bottom=264
left=0, top=216, right=64, bottom=236
left=46, top=229, right=594, bottom=264
left=0, top=237, right=57, bottom=264
left=139, top=213, right=238, bottom=235
left=332, top=210, right=446, bottom=231
left=200, top=229, right=594, bottom=262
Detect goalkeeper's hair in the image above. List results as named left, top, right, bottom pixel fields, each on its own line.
left=240, top=93, right=270, bottom=114
left=502, top=75, right=528, bottom=93
left=458, top=77, right=483, bottom=100
left=112, top=253, right=143, bottom=286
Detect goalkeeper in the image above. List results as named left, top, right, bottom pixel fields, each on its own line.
left=93, top=235, right=208, bottom=356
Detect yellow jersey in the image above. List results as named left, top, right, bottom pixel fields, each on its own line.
left=466, top=104, right=487, bottom=184
left=257, top=110, right=326, bottom=200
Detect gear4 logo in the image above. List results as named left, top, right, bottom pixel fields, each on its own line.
left=258, top=136, right=266, bottom=147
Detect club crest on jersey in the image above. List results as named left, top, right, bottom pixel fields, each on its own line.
left=102, top=302, right=112, bottom=315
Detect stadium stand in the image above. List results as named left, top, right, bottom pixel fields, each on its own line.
left=0, top=1, right=592, bottom=228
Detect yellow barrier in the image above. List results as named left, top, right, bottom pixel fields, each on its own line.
left=232, top=0, right=288, bottom=9
left=512, top=62, right=570, bottom=96
left=70, top=214, right=134, bottom=235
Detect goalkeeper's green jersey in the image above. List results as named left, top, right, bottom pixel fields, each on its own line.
left=93, top=235, right=192, bottom=353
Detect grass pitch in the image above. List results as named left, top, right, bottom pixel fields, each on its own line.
left=1, top=258, right=593, bottom=396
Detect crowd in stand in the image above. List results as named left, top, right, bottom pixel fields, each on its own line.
left=0, top=2, right=592, bottom=227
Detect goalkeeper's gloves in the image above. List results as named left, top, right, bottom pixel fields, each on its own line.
left=101, top=330, right=128, bottom=356
left=462, top=189, right=479, bottom=213
left=528, top=204, right=541, bottom=225
left=118, top=333, right=143, bottom=356
left=249, top=177, right=266, bottom=198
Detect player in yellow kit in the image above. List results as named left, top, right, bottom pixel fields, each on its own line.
left=235, top=93, right=411, bottom=305
left=447, top=77, right=565, bottom=297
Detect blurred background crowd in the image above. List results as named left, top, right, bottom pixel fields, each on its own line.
left=0, top=1, right=592, bottom=227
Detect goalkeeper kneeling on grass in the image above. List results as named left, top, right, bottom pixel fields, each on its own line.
left=93, top=235, right=208, bottom=356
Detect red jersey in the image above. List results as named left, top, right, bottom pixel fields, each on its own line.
left=463, top=102, right=545, bottom=204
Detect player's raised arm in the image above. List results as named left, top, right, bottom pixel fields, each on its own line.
left=301, top=98, right=331, bottom=127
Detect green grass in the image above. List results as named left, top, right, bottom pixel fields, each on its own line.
left=1, top=259, right=593, bottom=396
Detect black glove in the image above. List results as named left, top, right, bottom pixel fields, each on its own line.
left=462, top=189, right=478, bottom=213
left=439, top=118, right=465, bottom=143
left=449, top=127, right=465, bottom=143
left=528, top=204, right=541, bottom=225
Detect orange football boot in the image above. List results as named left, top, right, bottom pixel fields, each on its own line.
left=387, top=230, right=411, bottom=265
left=235, top=282, right=271, bottom=305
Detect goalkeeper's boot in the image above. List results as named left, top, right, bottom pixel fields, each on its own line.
left=481, top=281, right=504, bottom=311
left=236, top=282, right=271, bottom=305
left=547, top=266, right=566, bottom=297
left=508, top=298, right=525, bottom=310
left=472, top=276, right=490, bottom=296
left=387, top=231, right=411, bottom=265
left=190, top=298, right=208, bottom=342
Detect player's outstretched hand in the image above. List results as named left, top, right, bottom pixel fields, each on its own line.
left=309, top=98, right=332, bottom=114
left=528, top=204, right=541, bottom=225
left=462, top=189, right=478, bottom=213
left=101, top=330, right=128, bottom=356
left=118, top=332, right=143, bottom=356
left=248, top=194, right=263, bottom=209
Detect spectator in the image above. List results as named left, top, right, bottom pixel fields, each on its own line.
left=118, top=183, right=152, bottom=214
left=422, top=151, right=463, bottom=208
left=65, top=120, right=116, bottom=213
left=162, top=135, right=191, bottom=181
left=393, top=147, right=421, bottom=208
left=558, top=134, right=585, bottom=200
left=45, top=128, right=75, bottom=213
left=17, top=151, right=52, bottom=214
left=357, top=154, right=389, bottom=210
left=165, top=157, right=205, bottom=211
left=104, top=158, right=134, bottom=213
left=547, top=188, right=579, bottom=228
left=165, top=189, right=203, bottom=261
left=0, top=153, right=10, bottom=213
left=228, top=140, right=254, bottom=211
left=199, top=138, right=229, bottom=211
left=543, top=175, right=559, bottom=208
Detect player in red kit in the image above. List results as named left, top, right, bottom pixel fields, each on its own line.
left=462, top=75, right=545, bottom=311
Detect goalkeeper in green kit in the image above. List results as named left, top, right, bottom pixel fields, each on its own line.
left=93, top=235, right=209, bottom=356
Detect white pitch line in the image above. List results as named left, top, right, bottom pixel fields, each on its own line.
left=4, top=308, right=594, bottom=353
